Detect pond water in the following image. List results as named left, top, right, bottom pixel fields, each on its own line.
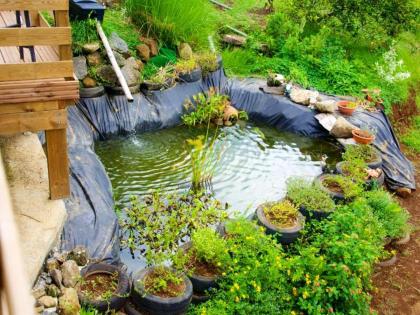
left=95, top=121, right=341, bottom=271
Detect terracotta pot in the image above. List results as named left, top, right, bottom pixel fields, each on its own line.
left=337, top=101, right=357, bottom=116
left=352, top=129, right=375, bottom=145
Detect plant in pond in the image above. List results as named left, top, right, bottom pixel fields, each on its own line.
left=175, top=58, right=198, bottom=75
left=320, top=174, right=363, bottom=199
left=196, top=53, right=219, bottom=76
left=262, top=200, right=299, bottom=228
left=286, top=177, right=335, bottom=213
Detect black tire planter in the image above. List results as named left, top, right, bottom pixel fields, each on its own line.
left=378, top=254, right=397, bottom=267
left=315, top=174, right=345, bottom=202
left=78, top=263, right=130, bottom=313
left=191, top=293, right=210, bottom=304
left=344, top=145, right=383, bottom=169
left=394, top=232, right=411, bottom=245
left=255, top=204, right=305, bottom=245
left=131, top=267, right=193, bottom=315
left=178, top=68, right=202, bottom=83
left=106, top=84, right=141, bottom=96
left=335, top=161, right=385, bottom=189
left=298, top=205, right=333, bottom=221
left=79, top=86, right=106, bottom=98
left=141, top=78, right=175, bottom=91
left=124, top=301, right=143, bottom=315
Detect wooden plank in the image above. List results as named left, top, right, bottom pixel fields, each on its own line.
left=0, top=94, right=78, bottom=105
left=0, top=101, right=58, bottom=114
left=0, top=108, right=67, bottom=134
left=0, top=27, right=71, bottom=46
left=0, top=0, right=68, bottom=11
left=0, top=90, right=78, bottom=103
left=55, top=10, right=73, bottom=81
left=0, top=80, right=77, bottom=90
left=45, top=128, right=70, bottom=199
left=0, top=61, right=74, bottom=81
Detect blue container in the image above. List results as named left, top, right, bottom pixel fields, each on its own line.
left=69, top=0, right=105, bottom=22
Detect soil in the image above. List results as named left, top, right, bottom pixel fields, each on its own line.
left=187, top=254, right=220, bottom=278
left=144, top=270, right=186, bottom=298
left=79, top=272, right=118, bottom=301
left=370, top=148, right=420, bottom=315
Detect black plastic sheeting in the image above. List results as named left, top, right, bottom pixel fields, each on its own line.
left=57, top=68, right=415, bottom=264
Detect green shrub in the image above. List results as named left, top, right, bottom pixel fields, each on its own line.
left=342, top=145, right=379, bottom=164
left=196, top=53, right=219, bottom=76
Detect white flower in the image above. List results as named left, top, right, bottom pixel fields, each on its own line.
left=375, top=44, right=411, bottom=83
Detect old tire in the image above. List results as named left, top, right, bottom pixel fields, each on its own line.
left=131, top=268, right=193, bottom=315
left=79, top=86, right=105, bottom=98
left=255, top=203, right=304, bottom=245
left=78, top=263, right=130, bottom=313
left=178, top=68, right=202, bottom=83
left=299, top=205, right=333, bottom=221
left=106, top=84, right=140, bottom=96
left=315, top=174, right=345, bottom=202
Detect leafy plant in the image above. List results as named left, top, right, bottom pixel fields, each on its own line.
left=321, top=174, right=363, bottom=199
left=175, top=58, right=198, bottom=74
left=196, top=53, right=219, bottom=76
left=263, top=200, right=299, bottom=228
left=287, top=177, right=335, bottom=212
left=343, top=144, right=379, bottom=164
left=338, top=158, right=369, bottom=185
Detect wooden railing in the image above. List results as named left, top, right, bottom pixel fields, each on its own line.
left=0, top=155, right=35, bottom=315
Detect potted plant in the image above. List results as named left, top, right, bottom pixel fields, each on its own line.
left=142, top=65, right=175, bottom=91
left=183, top=228, right=230, bottom=301
left=316, top=174, right=362, bottom=201
left=342, top=144, right=382, bottom=169
left=352, top=125, right=377, bottom=145
left=120, top=191, right=227, bottom=314
left=78, top=263, right=130, bottom=313
left=175, top=58, right=202, bottom=83
left=196, top=53, right=221, bottom=76
left=286, top=177, right=335, bottom=221
left=255, top=200, right=305, bottom=244
left=336, top=160, right=385, bottom=188
left=337, top=100, right=358, bottom=116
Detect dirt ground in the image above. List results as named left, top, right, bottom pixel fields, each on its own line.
left=371, top=148, right=420, bottom=315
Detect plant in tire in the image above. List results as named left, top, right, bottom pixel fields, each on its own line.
left=262, top=200, right=300, bottom=228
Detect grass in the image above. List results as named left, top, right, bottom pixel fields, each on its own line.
left=71, top=18, right=98, bottom=55
left=401, top=116, right=420, bottom=153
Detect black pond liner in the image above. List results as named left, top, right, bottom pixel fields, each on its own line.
left=40, top=67, right=415, bottom=265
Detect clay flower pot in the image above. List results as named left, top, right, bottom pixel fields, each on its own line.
left=352, top=129, right=375, bottom=145
left=337, top=101, right=357, bottom=116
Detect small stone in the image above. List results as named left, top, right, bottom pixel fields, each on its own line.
left=289, top=87, right=319, bottom=106
left=58, top=288, right=81, bottom=315
left=86, top=52, right=102, bottom=66
left=136, top=44, right=150, bottom=62
left=32, top=286, right=46, bottom=299
left=82, top=77, right=97, bottom=88
left=35, top=305, right=44, bottom=313
left=396, top=187, right=411, bottom=198
left=109, top=32, right=129, bottom=54
left=330, top=117, right=358, bottom=138
left=223, top=105, right=239, bottom=122
left=40, top=272, right=52, bottom=285
left=125, top=57, right=141, bottom=71
left=50, top=269, right=63, bottom=288
left=46, top=258, right=59, bottom=273
left=38, top=296, right=57, bottom=308
left=82, top=42, right=100, bottom=54
left=114, top=51, right=127, bottom=67
left=136, top=60, right=144, bottom=71
left=61, top=260, right=80, bottom=288
left=46, top=284, right=61, bottom=298
left=223, top=34, right=246, bottom=46
left=140, top=37, right=159, bottom=56
left=72, top=56, right=88, bottom=80
left=67, top=246, right=89, bottom=266
left=54, top=251, right=68, bottom=264
left=42, top=309, right=58, bottom=315
left=178, top=43, right=193, bottom=60
left=315, top=100, right=337, bottom=113
left=122, top=63, right=140, bottom=86
left=97, top=65, right=118, bottom=86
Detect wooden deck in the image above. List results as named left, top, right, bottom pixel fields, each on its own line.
left=0, top=11, right=59, bottom=64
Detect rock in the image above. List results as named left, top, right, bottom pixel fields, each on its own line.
left=114, top=51, right=127, bottom=67
left=46, top=284, right=61, bottom=298
left=86, top=52, right=102, bottom=66
left=82, top=42, right=100, bottom=54
left=178, top=43, right=193, bottom=60
left=50, top=269, right=63, bottom=288
left=61, top=260, right=80, bottom=288
left=396, top=187, right=411, bottom=198
left=72, top=56, right=88, bottom=80
left=38, top=296, right=57, bottom=308
left=125, top=57, right=141, bottom=71
left=136, top=60, right=144, bottom=71
left=315, top=100, right=337, bottom=113
left=67, top=246, right=89, bottom=266
left=122, top=63, right=140, bottom=86
left=136, top=44, right=150, bottom=62
left=223, top=105, right=239, bottom=122
left=267, top=73, right=285, bottom=87
left=289, top=87, right=319, bottom=106
left=35, top=305, right=44, bottom=313
left=97, top=65, right=118, bottom=86
left=46, top=258, right=59, bottom=273
left=42, top=309, right=58, bottom=315
left=223, top=34, right=246, bottom=46
left=40, top=272, right=52, bottom=285
left=58, top=288, right=80, bottom=315
left=140, top=37, right=159, bottom=56
left=82, top=76, right=97, bottom=88
left=53, top=251, right=68, bottom=264
left=330, top=117, right=358, bottom=138
left=32, top=286, right=46, bottom=299
left=109, top=32, right=129, bottom=54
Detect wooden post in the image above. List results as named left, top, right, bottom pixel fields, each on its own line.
left=96, top=21, right=134, bottom=102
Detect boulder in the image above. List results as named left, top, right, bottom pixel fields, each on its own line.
left=109, top=32, right=129, bottom=54
left=330, top=117, right=358, bottom=138
left=223, top=34, right=246, bottom=46
left=38, top=296, right=57, bottom=308
left=289, top=87, right=319, bottom=106
left=140, top=37, right=159, bottom=56
left=49, top=269, right=63, bottom=288
left=61, top=260, right=79, bottom=288
left=82, top=42, right=100, bottom=54
left=58, top=288, right=80, bottom=315
left=315, top=100, right=337, bottom=113
left=97, top=65, right=118, bottom=86
left=178, top=43, right=193, bottom=60
left=72, top=56, right=87, bottom=80
left=114, top=51, right=126, bottom=67
left=136, top=44, right=150, bottom=62
left=86, top=52, right=102, bottom=66
left=67, top=246, right=89, bottom=266
left=82, top=77, right=97, bottom=88
left=122, top=63, right=140, bottom=86
left=46, top=284, right=61, bottom=298
left=32, top=286, right=46, bottom=299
